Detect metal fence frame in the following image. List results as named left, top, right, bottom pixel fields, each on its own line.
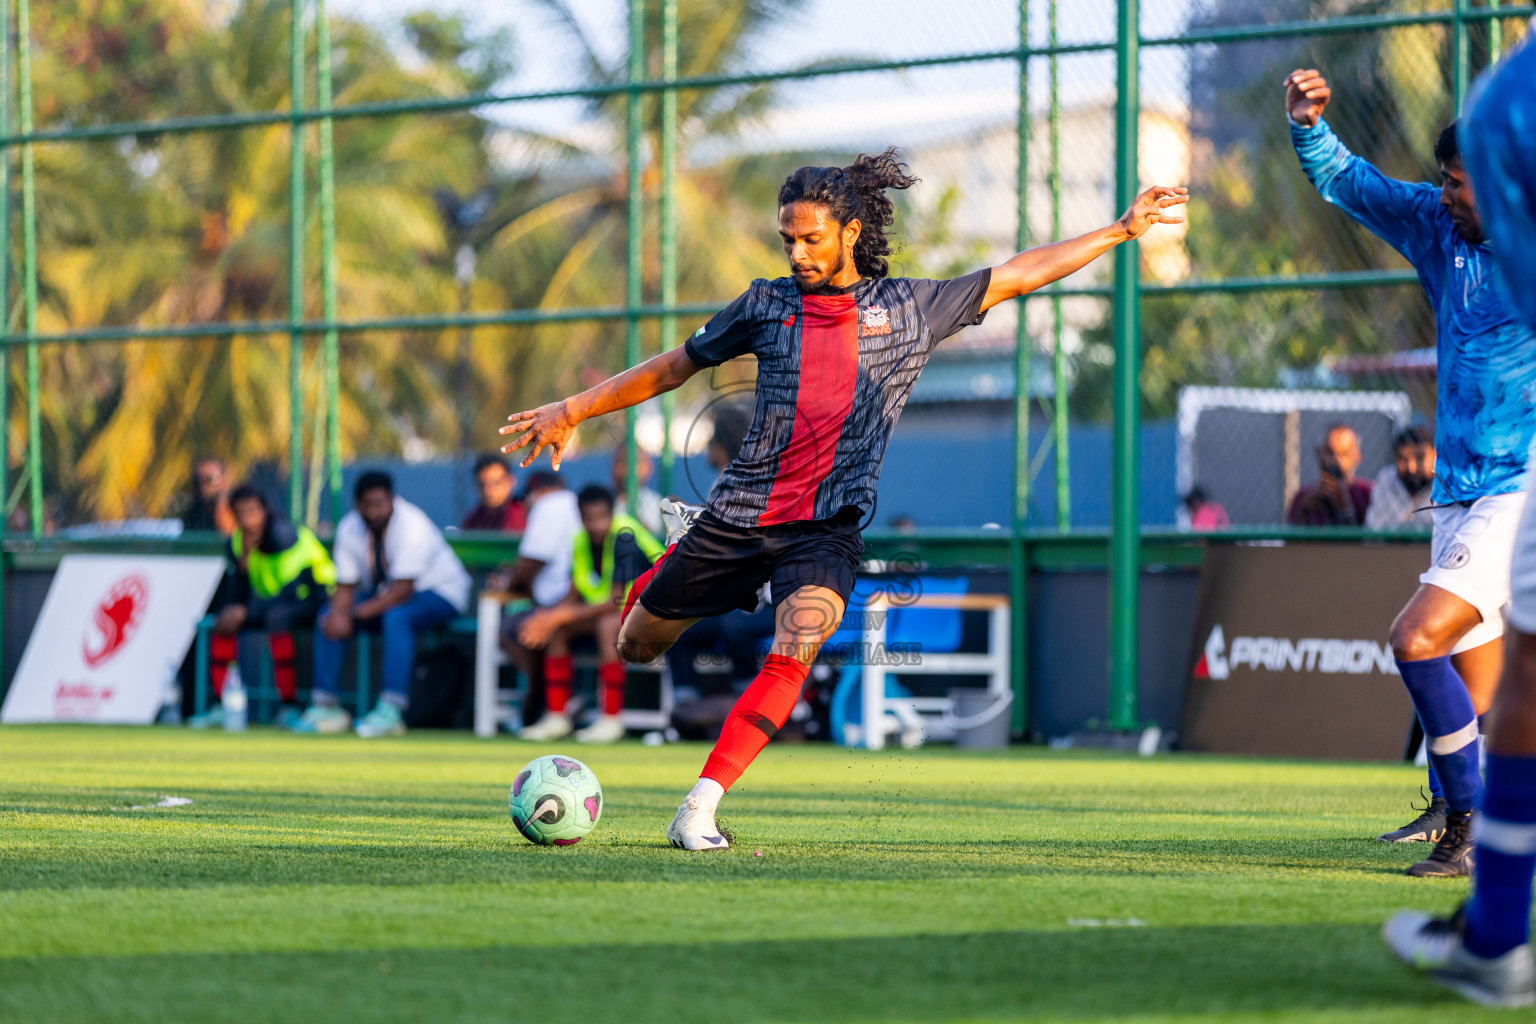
left=0, top=0, right=1529, bottom=732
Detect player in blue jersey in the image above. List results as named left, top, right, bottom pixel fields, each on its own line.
left=1286, top=67, right=1536, bottom=877
left=1383, top=37, right=1536, bottom=1007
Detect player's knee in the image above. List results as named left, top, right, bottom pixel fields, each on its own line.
left=1390, top=618, right=1445, bottom=662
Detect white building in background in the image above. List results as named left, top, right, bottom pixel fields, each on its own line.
left=902, top=101, right=1192, bottom=354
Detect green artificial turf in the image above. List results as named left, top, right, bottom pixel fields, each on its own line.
left=0, top=726, right=1513, bottom=1023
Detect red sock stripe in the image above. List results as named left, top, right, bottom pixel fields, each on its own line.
left=545, top=654, right=573, bottom=714
left=700, top=653, right=809, bottom=791
left=598, top=661, right=626, bottom=716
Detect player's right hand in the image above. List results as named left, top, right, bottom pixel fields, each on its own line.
left=499, top=400, right=575, bottom=469
left=1284, top=69, right=1331, bottom=127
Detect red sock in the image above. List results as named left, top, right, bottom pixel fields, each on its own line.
left=268, top=632, right=297, bottom=701
left=700, top=653, right=808, bottom=791
left=210, top=634, right=238, bottom=695
left=621, top=543, right=675, bottom=626
left=544, top=654, right=573, bottom=714
left=598, top=661, right=626, bottom=716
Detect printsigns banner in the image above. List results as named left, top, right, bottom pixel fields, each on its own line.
left=2, top=555, right=224, bottom=724
left=1181, top=543, right=1427, bottom=761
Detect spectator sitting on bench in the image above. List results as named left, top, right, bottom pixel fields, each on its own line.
left=510, top=484, right=662, bottom=743
left=191, top=485, right=336, bottom=728
left=461, top=453, right=527, bottom=532
left=293, top=471, right=471, bottom=738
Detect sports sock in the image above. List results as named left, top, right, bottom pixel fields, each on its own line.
left=688, top=777, right=725, bottom=815
left=210, top=634, right=238, bottom=694
left=1464, top=754, right=1536, bottom=958
left=1419, top=736, right=1443, bottom=798
left=700, top=653, right=809, bottom=791
left=544, top=654, right=573, bottom=715
left=598, top=661, right=626, bottom=716
left=268, top=632, right=297, bottom=702
left=1396, top=656, right=1482, bottom=812
left=621, top=544, right=675, bottom=626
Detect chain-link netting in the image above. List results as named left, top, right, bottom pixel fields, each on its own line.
left=4, top=0, right=1530, bottom=533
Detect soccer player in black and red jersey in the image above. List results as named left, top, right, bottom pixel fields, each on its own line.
left=500, top=149, right=1187, bottom=850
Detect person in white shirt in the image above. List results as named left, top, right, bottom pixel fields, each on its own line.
left=292, top=471, right=471, bottom=738
left=504, top=471, right=581, bottom=608
left=1366, top=425, right=1436, bottom=532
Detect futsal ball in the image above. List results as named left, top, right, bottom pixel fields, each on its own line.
left=508, top=754, right=603, bottom=846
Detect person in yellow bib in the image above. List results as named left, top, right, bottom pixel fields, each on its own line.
left=514, top=484, right=663, bottom=743
left=191, top=485, right=336, bottom=727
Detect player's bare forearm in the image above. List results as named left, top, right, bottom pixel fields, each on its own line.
left=980, top=185, right=1188, bottom=311
left=499, top=347, right=701, bottom=469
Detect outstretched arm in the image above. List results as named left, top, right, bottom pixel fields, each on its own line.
left=499, top=346, right=702, bottom=469
left=980, top=185, right=1188, bottom=311
left=1284, top=68, right=1438, bottom=261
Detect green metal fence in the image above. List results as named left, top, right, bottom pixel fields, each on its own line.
left=1, top=0, right=1530, bottom=732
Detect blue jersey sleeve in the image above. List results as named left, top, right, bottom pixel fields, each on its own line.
left=1291, top=118, right=1443, bottom=268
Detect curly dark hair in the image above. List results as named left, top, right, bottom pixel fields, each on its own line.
left=777, top=147, right=919, bottom=280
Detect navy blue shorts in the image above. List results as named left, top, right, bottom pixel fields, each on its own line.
left=637, top=508, right=863, bottom=621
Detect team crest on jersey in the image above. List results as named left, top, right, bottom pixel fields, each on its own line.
left=859, top=305, right=891, bottom=337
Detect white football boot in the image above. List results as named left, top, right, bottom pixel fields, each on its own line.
left=574, top=714, right=626, bottom=743
left=1383, top=909, right=1535, bottom=1008
left=659, top=495, right=704, bottom=547
left=519, top=711, right=574, bottom=741
left=667, top=794, right=730, bottom=851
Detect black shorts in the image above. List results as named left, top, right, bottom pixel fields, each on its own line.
left=638, top=508, right=864, bottom=620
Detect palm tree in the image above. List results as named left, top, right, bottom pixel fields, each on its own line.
left=20, top=0, right=501, bottom=522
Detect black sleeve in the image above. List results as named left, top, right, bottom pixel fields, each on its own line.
left=909, top=268, right=992, bottom=345
left=683, top=285, right=758, bottom=367
left=609, top=532, right=654, bottom=588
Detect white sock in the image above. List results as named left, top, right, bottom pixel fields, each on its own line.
left=688, top=777, right=725, bottom=814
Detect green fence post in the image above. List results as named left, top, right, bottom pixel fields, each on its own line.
left=1490, top=0, right=1502, bottom=62
left=659, top=0, right=678, bottom=499
left=316, top=0, right=340, bottom=525
left=1109, top=0, right=1141, bottom=732
left=1452, top=0, right=1468, bottom=114
left=623, top=0, right=643, bottom=513
left=1009, top=0, right=1030, bottom=737
left=17, top=0, right=36, bottom=538
left=0, top=0, right=10, bottom=687
left=288, top=0, right=307, bottom=523
left=1049, top=0, right=1069, bottom=532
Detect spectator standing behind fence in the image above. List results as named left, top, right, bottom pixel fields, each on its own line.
left=180, top=456, right=235, bottom=535
left=191, top=486, right=335, bottom=728
left=460, top=454, right=527, bottom=531
left=291, top=471, right=471, bottom=738
left=513, top=485, right=663, bottom=743
left=1286, top=424, right=1374, bottom=526
left=1367, top=426, right=1437, bottom=531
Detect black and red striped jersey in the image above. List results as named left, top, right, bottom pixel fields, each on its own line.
left=683, top=269, right=991, bottom=528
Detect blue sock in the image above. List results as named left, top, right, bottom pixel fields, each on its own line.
left=1426, top=757, right=1444, bottom=802
left=1395, top=657, right=1481, bottom=812
left=1464, top=754, right=1536, bottom=959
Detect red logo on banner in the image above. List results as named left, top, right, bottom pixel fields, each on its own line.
left=83, top=575, right=149, bottom=668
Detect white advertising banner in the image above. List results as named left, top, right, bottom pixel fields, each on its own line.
left=2, top=555, right=225, bottom=725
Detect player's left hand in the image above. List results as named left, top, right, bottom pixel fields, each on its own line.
left=1118, top=185, right=1189, bottom=239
